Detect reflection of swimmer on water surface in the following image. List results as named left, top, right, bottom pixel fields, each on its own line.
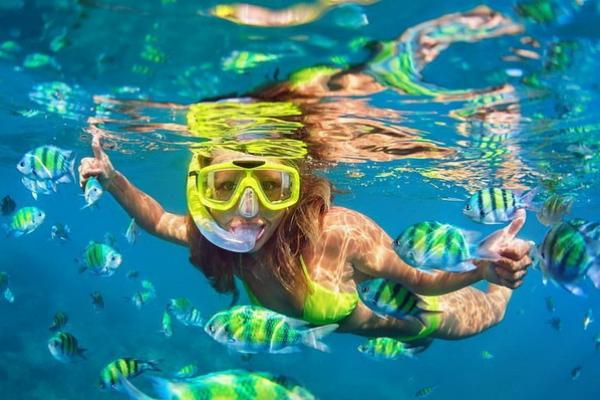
left=91, top=6, right=531, bottom=189
left=79, top=133, right=532, bottom=343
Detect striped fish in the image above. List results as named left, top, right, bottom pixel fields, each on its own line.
left=91, top=291, right=104, bottom=312
left=357, top=337, right=424, bottom=360
left=569, top=219, right=600, bottom=241
left=79, top=242, right=122, bottom=277
left=17, top=145, right=75, bottom=183
left=21, top=176, right=54, bottom=199
left=49, top=312, right=68, bottom=331
left=174, top=364, right=198, bottom=379
left=204, top=305, right=338, bottom=354
left=463, top=188, right=538, bottom=224
left=98, top=358, right=160, bottom=390
left=160, top=311, right=173, bottom=337
left=82, top=177, right=103, bottom=209
left=357, top=278, right=435, bottom=322
left=0, top=272, right=14, bottom=303
left=47, top=331, right=86, bottom=363
left=129, top=290, right=155, bottom=309
left=166, top=298, right=204, bottom=327
left=5, top=206, right=45, bottom=237
left=537, top=221, right=600, bottom=296
left=416, top=385, right=438, bottom=398
left=536, top=194, right=574, bottom=226
left=393, top=221, right=491, bottom=271
left=119, top=369, right=316, bottom=400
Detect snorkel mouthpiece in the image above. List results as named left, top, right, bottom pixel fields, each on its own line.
left=238, top=187, right=259, bottom=218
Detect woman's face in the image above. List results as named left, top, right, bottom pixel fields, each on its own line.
left=207, top=153, right=292, bottom=252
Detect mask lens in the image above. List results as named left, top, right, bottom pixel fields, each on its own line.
left=203, top=169, right=244, bottom=202
left=254, top=170, right=292, bottom=203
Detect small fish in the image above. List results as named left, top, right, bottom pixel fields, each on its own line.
left=416, top=385, right=438, bottom=398
left=595, top=333, right=600, bottom=352
left=357, top=278, right=435, bottom=321
left=47, top=332, right=86, bottom=363
left=23, top=52, right=59, bottom=69
left=222, top=51, right=280, bottom=73
left=5, top=206, right=45, bottom=237
left=21, top=176, right=54, bottom=199
left=160, top=311, right=173, bottom=337
left=571, top=366, right=582, bottom=380
left=166, top=298, right=204, bottom=328
left=49, top=312, right=68, bottom=331
left=537, top=221, right=600, bottom=296
left=545, top=296, right=556, bottom=313
left=129, top=290, right=155, bottom=309
left=82, top=177, right=103, bottom=209
left=79, top=242, right=122, bottom=277
left=98, top=358, right=160, bottom=390
left=357, top=337, right=424, bottom=360
left=481, top=350, right=494, bottom=360
left=204, top=305, right=338, bottom=354
left=548, top=317, right=562, bottom=331
left=1, top=195, right=16, bottom=215
left=536, top=194, right=574, bottom=226
left=141, top=280, right=156, bottom=295
left=126, top=270, right=139, bottom=279
left=174, top=364, right=198, bottom=379
left=91, top=291, right=104, bottom=312
left=583, top=308, right=593, bottom=330
left=50, top=223, right=70, bottom=241
left=463, top=188, right=538, bottom=224
left=393, top=221, right=496, bottom=272
left=17, top=145, right=75, bottom=184
left=124, top=218, right=139, bottom=245
left=0, top=272, right=15, bottom=303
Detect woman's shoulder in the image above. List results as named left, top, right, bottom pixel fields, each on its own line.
left=323, top=206, right=377, bottom=228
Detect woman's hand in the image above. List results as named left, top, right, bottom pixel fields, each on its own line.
left=473, top=209, right=533, bottom=289
left=78, top=135, right=116, bottom=190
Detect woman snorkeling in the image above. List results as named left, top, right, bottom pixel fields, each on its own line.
left=79, top=135, right=532, bottom=343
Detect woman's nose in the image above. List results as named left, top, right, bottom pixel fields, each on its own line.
left=237, top=187, right=259, bottom=218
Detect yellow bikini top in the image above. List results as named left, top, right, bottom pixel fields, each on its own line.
left=242, top=256, right=359, bottom=325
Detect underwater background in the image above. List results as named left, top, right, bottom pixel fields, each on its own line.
left=1, top=0, right=600, bottom=398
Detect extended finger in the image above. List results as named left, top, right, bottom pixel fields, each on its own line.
left=92, top=134, right=106, bottom=160
left=504, top=209, right=526, bottom=239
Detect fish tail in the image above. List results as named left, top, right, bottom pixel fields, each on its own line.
left=143, top=359, right=162, bottom=372
left=118, top=375, right=158, bottom=400
left=4, top=288, right=14, bottom=303
left=519, top=187, right=541, bottom=212
left=146, top=376, right=175, bottom=400
left=78, top=347, right=88, bottom=360
left=301, top=324, right=338, bottom=352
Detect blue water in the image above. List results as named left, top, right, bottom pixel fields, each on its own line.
left=1, top=0, right=600, bottom=399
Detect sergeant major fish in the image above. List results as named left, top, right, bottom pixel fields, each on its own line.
left=204, top=305, right=338, bottom=354
left=357, top=337, right=424, bottom=360
left=5, top=206, right=45, bottom=237
left=50, top=223, right=71, bottom=241
left=174, top=364, right=198, bottom=379
left=166, top=298, right=204, bottom=328
left=393, top=221, right=497, bottom=272
left=48, top=331, right=86, bottom=363
left=49, top=312, right=68, bottom=331
left=91, top=291, right=104, bottom=312
left=536, top=194, right=574, bottom=226
left=463, top=187, right=538, bottom=224
left=98, top=358, right=160, bottom=390
left=357, top=278, right=438, bottom=321
left=79, top=242, right=122, bottom=277
left=82, top=177, right=103, bottom=209
left=17, top=145, right=75, bottom=184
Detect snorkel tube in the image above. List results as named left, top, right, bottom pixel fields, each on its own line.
left=187, top=155, right=260, bottom=253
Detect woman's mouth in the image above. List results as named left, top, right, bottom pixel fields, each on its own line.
left=231, top=223, right=266, bottom=241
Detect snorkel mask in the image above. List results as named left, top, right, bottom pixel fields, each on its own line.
left=187, top=153, right=301, bottom=252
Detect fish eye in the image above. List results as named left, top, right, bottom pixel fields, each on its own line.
left=208, top=324, right=215, bottom=333
left=19, top=161, right=24, bottom=167
left=360, top=286, right=368, bottom=293
left=465, top=205, right=471, bottom=210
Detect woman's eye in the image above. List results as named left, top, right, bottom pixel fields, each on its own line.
left=218, top=181, right=235, bottom=191
left=261, top=181, right=278, bottom=191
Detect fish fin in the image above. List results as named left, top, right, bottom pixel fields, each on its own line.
left=31, top=191, right=38, bottom=200
left=68, top=156, right=76, bottom=180
left=519, top=187, right=541, bottom=212
left=78, top=266, right=87, bottom=274
left=145, top=376, right=174, bottom=400
left=4, top=288, right=14, bottom=303
left=586, top=260, right=600, bottom=289
left=80, top=203, right=91, bottom=210
left=78, top=348, right=87, bottom=360
left=282, top=316, right=310, bottom=328
left=301, top=323, right=338, bottom=352
left=562, top=282, right=586, bottom=297
left=118, top=375, right=158, bottom=400
left=445, top=261, right=477, bottom=272
left=272, top=347, right=300, bottom=354
left=459, top=229, right=482, bottom=246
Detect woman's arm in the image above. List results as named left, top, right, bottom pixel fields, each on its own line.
left=342, top=208, right=531, bottom=296
left=79, top=136, right=189, bottom=246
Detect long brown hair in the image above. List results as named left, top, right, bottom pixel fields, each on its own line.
left=187, top=158, right=332, bottom=296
